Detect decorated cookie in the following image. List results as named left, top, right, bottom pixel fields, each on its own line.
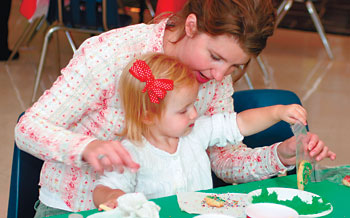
left=342, top=175, right=350, bottom=187
left=204, top=195, right=226, bottom=208
left=297, top=160, right=312, bottom=190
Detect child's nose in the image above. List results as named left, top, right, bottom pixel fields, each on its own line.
left=190, top=107, right=198, bottom=120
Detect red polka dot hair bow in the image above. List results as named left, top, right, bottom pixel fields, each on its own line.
left=129, top=59, right=174, bottom=104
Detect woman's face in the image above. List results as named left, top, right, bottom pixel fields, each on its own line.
left=178, top=33, right=250, bottom=83
left=171, top=14, right=250, bottom=84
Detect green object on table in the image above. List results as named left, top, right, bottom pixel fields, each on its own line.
left=49, top=174, right=350, bottom=218
left=251, top=188, right=331, bottom=215
left=315, top=165, right=350, bottom=185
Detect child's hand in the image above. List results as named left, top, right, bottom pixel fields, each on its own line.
left=277, top=104, right=307, bottom=125
left=304, top=133, right=336, bottom=161
left=99, top=199, right=118, bottom=211
left=277, top=132, right=336, bottom=166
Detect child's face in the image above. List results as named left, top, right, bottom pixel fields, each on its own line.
left=153, top=85, right=199, bottom=138
left=178, top=32, right=250, bottom=83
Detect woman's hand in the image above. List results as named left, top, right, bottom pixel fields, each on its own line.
left=277, top=132, right=336, bottom=166
left=277, top=104, right=307, bottom=125
left=82, top=140, right=140, bottom=173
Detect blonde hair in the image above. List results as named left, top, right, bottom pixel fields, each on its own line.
left=119, top=53, right=198, bottom=144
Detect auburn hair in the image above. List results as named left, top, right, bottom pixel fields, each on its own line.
left=154, top=0, right=276, bottom=82
left=119, top=53, right=198, bottom=144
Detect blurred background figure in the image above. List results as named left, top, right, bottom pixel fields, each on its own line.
left=0, top=0, right=19, bottom=61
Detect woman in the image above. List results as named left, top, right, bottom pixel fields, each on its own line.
left=15, top=0, right=335, bottom=216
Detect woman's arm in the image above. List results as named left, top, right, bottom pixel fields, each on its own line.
left=277, top=132, right=336, bottom=166
left=15, top=38, right=100, bottom=167
left=202, top=79, right=292, bottom=183
left=14, top=33, right=139, bottom=171
left=236, top=104, right=307, bottom=136
left=208, top=143, right=290, bottom=183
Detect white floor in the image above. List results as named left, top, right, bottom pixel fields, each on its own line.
left=1, top=0, right=350, bottom=217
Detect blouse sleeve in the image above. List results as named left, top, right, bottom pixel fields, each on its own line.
left=205, top=76, right=292, bottom=183
left=14, top=36, right=107, bottom=168
left=208, top=143, right=294, bottom=183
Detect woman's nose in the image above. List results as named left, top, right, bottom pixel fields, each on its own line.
left=211, top=69, right=226, bottom=82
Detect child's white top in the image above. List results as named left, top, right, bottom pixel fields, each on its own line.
left=96, top=112, right=243, bottom=199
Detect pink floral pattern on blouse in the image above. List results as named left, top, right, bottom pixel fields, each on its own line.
left=15, top=19, right=289, bottom=211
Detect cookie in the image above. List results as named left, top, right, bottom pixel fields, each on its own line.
left=204, top=195, right=226, bottom=208
left=297, top=160, right=312, bottom=190
left=342, top=175, right=350, bottom=187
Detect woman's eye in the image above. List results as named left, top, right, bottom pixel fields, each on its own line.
left=211, top=54, right=220, bottom=61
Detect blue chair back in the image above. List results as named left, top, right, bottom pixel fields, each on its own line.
left=212, top=89, right=307, bottom=187
left=47, top=0, right=131, bottom=30
left=233, top=89, right=308, bottom=147
left=7, top=112, right=44, bottom=218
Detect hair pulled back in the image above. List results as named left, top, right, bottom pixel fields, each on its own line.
left=167, top=0, right=276, bottom=57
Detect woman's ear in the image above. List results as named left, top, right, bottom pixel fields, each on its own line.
left=185, top=13, right=198, bottom=38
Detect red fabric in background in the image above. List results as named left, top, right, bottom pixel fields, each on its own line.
left=19, top=0, right=37, bottom=20
left=155, top=0, right=188, bottom=16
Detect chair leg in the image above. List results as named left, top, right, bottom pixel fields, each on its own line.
left=7, top=17, right=44, bottom=63
left=139, top=0, right=145, bottom=23
left=305, top=0, right=334, bottom=60
left=276, top=0, right=294, bottom=26
left=65, top=31, right=77, bottom=52
left=32, top=25, right=64, bottom=104
left=24, top=16, right=47, bottom=47
left=145, top=0, right=155, bottom=17
left=256, top=55, right=270, bottom=84
left=55, top=31, right=62, bottom=76
left=244, top=73, right=254, bottom=90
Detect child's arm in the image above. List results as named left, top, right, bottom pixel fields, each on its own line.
left=236, top=104, right=307, bottom=136
left=93, top=185, right=126, bottom=209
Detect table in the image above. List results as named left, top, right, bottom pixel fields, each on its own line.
left=51, top=174, right=349, bottom=218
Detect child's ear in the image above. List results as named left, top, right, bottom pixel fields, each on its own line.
left=185, top=13, right=198, bottom=38
left=141, top=111, right=154, bottom=125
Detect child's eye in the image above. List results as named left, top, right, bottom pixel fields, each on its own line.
left=179, top=110, right=187, bottom=114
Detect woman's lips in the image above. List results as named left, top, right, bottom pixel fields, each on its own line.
left=195, top=71, right=210, bottom=84
left=189, top=123, right=194, bottom=128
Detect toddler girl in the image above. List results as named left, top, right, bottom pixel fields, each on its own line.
left=93, top=53, right=307, bottom=209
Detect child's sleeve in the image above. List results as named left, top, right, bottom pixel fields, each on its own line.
left=95, top=167, right=137, bottom=193
left=191, top=112, right=243, bottom=149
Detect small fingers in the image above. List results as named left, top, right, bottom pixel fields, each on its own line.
left=293, top=106, right=307, bottom=125
left=314, top=145, right=329, bottom=161
left=328, top=150, right=337, bottom=160
left=284, top=105, right=307, bottom=125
